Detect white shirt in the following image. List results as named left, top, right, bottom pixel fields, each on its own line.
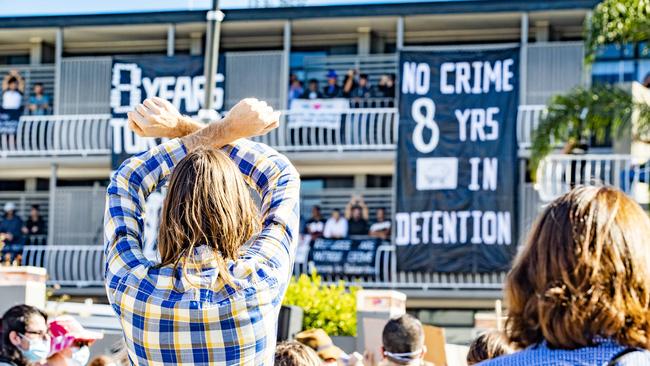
left=2, top=90, right=22, bottom=110
left=323, top=217, right=348, bottom=239
left=369, top=220, right=391, bottom=233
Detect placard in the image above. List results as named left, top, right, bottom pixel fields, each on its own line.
left=395, top=48, right=519, bottom=272
left=310, top=238, right=379, bottom=276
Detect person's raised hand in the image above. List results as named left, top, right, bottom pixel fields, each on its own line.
left=127, top=97, right=200, bottom=138
left=223, top=98, right=280, bottom=140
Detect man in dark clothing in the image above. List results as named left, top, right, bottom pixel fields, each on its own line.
left=350, top=73, right=373, bottom=99
left=347, top=205, right=369, bottom=236
left=322, top=70, right=342, bottom=98
left=0, top=202, right=24, bottom=259
left=301, top=79, right=322, bottom=100
left=304, top=205, right=325, bottom=239
left=23, top=204, right=46, bottom=245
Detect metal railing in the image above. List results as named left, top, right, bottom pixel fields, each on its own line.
left=516, top=105, right=547, bottom=149
left=0, top=114, right=111, bottom=157
left=536, top=154, right=650, bottom=202
left=295, top=244, right=506, bottom=290
left=254, top=108, right=397, bottom=152
left=349, top=98, right=395, bottom=108
left=21, top=245, right=104, bottom=287
left=301, top=187, right=392, bottom=222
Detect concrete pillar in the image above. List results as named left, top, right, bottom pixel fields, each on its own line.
left=396, top=16, right=404, bottom=50
left=167, top=23, right=175, bottom=57
left=357, top=27, right=371, bottom=56
left=282, top=20, right=291, bottom=110
left=53, top=28, right=63, bottom=114
left=29, top=37, right=43, bottom=65
left=519, top=13, right=529, bottom=105
left=47, top=164, right=57, bottom=246
left=190, top=32, right=203, bottom=55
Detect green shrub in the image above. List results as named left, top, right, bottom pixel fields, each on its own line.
left=282, top=272, right=360, bottom=336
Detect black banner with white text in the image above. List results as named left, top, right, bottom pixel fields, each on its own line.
left=395, top=48, right=519, bottom=272
left=310, top=237, right=380, bottom=276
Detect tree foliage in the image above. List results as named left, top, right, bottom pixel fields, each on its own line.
left=530, top=83, right=650, bottom=175
left=585, top=0, right=650, bottom=63
left=282, top=272, right=360, bottom=337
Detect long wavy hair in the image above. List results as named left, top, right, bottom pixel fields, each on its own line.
left=0, top=305, right=48, bottom=366
left=157, top=148, right=260, bottom=288
left=505, top=186, right=650, bottom=350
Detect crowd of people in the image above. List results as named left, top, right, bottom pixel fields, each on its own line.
left=303, top=197, right=391, bottom=241
left=1, top=71, right=51, bottom=117
left=0, top=203, right=46, bottom=261
left=288, top=70, right=395, bottom=105
left=0, top=304, right=119, bottom=366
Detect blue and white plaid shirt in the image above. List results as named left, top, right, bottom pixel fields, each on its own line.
left=104, top=138, right=300, bottom=365
left=478, top=339, right=650, bottom=366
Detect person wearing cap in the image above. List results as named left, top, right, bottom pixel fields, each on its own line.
left=322, top=70, right=342, bottom=98
left=47, top=315, right=103, bottom=366
left=0, top=202, right=24, bottom=254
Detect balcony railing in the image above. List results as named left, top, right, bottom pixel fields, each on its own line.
left=253, top=108, right=398, bottom=152
left=516, top=105, right=547, bottom=150
left=21, top=245, right=104, bottom=287
left=0, top=114, right=111, bottom=157
left=536, top=154, right=650, bottom=202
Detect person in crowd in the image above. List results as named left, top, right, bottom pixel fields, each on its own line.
left=47, top=315, right=103, bottom=366
left=26, top=84, right=49, bottom=116
left=323, top=208, right=348, bottom=239
left=296, top=329, right=360, bottom=365
left=347, top=206, right=369, bottom=236
left=350, top=74, right=373, bottom=99
left=301, top=79, right=322, bottom=100
left=368, top=207, right=391, bottom=240
left=345, top=195, right=369, bottom=222
left=377, top=74, right=395, bottom=99
left=22, top=205, right=46, bottom=245
left=480, top=186, right=650, bottom=365
left=342, top=69, right=357, bottom=98
left=466, top=330, right=516, bottom=365
left=366, top=314, right=429, bottom=366
left=1, top=71, right=24, bottom=112
left=304, top=205, right=325, bottom=239
left=288, top=79, right=304, bottom=104
left=105, top=96, right=298, bottom=364
left=0, top=202, right=24, bottom=251
left=322, top=70, right=341, bottom=98
left=88, top=355, right=117, bottom=366
left=0, top=305, right=50, bottom=366
left=275, top=341, right=320, bottom=366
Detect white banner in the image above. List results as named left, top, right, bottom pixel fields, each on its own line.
left=288, top=98, right=349, bottom=129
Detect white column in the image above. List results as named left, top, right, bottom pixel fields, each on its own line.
left=29, top=37, right=43, bottom=65
left=282, top=20, right=291, bottom=110
left=47, top=164, right=57, bottom=246
left=396, top=16, right=404, bottom=50
left=519, top=13, right=529, bottom=105
left=357, top=27, right=371, bottom=55
left=53, top=28, right=63, bottom=115
left=167, top=23, right=175, bottom=57
left=190, top=32, right=203, bottom=55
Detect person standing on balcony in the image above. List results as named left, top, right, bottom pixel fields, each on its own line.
left=322, top=70, right=342, bottom=98
left=1, top=71, right=24, bottom=113
left=301, top=79, right=322, bottom=100
left=26, top=84, right=50, bottom=116
left=369, top=207, right=391, bottom=240
left=0, top=203, right=24, bottom=257
left=377, top=74, right=396, bottom=99
left=323, top=209, right=347, bottom=239
left=104, top=97, right=299, bottom=365
left=304, top=205, right=325, bottom=239
left=342, top=69, right=357, bottom=98
left=288, top=79, right=304, bottom=106
left=22, top=205, right=45, bottom=246
left=0, top=304, right=50, bottom=366
left=350, top=74, right=373, bottom=99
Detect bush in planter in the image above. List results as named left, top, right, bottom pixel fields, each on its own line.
left=282, top=272, right=360, bottom=336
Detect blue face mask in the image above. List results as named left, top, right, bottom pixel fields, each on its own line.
left=19, top=334, right=50, bottom=363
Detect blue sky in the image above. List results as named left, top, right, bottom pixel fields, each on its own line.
left=0, top=0, right=446, bottom=17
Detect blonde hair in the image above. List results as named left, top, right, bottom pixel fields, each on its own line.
left=506, top=186, right=650, bottom=350
left=157, top=148, right=260, bottom=288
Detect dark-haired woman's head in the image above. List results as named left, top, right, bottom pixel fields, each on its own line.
left=1, top=305, right=49, bottom=366
left=506, top=186, right=650, bottom=350
left=467, top=330, right=516, bottom=365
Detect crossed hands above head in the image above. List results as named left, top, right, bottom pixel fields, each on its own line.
left=127, top=97, right=281, bottom=141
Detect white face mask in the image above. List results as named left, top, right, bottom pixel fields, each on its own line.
left=71, top=346, right=90, bottom=366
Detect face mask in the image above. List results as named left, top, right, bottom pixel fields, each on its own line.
left=18, top=334, right=50, bottom=363
left=71, top=346, right=90, bottom=366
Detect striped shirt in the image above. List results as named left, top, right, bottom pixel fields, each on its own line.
left=478, top=339, right=650, bottom=366
left=104, top=138, right=300, bottom=365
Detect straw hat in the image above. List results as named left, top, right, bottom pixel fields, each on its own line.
left=295, top=329, right=345, bottom=361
